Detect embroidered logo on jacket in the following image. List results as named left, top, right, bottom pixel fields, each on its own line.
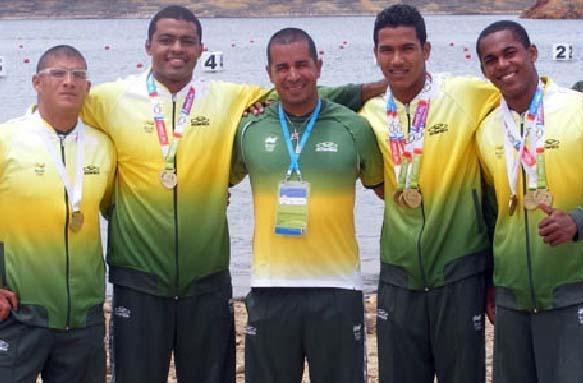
left=34, top=162, right=45, bottom=176
left=191, top=116, right=210, bottom=127
left=264, top=136, right=278, bottom=152
left=495, top=146, right=505, bottom=159
left=114, top=306, right=131, bottom=319
left=0, top=340, right=8, bottom=352
left=472, top=314, right=483, bottom=331
left=144, top=121, right=155, bottom=134
left=83, top=165, right=100, bottom=175
left=315, top=142, right=338, bottom=152
left=544, top=138, right=560, bottom=150
left=428, top=123, right=449, bottom=136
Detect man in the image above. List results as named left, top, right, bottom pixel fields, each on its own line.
left=81, top=5, right=384, bottom=383
left=231, top=27, right=383, bottom=383
left=0, top=45, right=115, bottom=383
left=476, top=20, right=583, bottom=383
left=359, top=5, right=499, bottom=383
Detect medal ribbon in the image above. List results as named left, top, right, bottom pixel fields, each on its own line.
left=34, top=112, right=85, bottom=214
left=146, top=72, right=196, bottom=171
left=501, top=83, right=546, bottom=199
left=385, top=75, right=433, bottom=190
left=278, top=99, right=322, bottom=180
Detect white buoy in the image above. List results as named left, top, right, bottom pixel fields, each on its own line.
left=552, top=43, right=573, bottom=61
left=201, top=51, right=224, bottom=72
left=0, top=56, right=6, bottom=77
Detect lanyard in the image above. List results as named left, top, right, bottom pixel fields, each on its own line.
left=501, top=83, right=546, bottom=198
left=146, top=72, right=196, bottom=171
left=386, top=75, right=433, bottom=189
left=278, top=99, right=322, bottom=180
left=34, top=112, right=85, bottom=213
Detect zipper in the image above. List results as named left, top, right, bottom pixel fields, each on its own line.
left=172, top=94, right=180, bottom=299
left=405, top=103, right=429, bottom=290
left=59, top=135, right=72, bottom=329
left=520, top=117, right=538, bottom=313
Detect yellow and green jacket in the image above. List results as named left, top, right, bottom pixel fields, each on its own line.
left=477, top=77, right=583, bottom=312
left=0, top=112, right=115, bottom=329
left=82, top=71, right=266, bottom=297
left=361, top=76, right=499, bottom=290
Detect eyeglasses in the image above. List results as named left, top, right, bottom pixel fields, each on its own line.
left=37, top=68, right=88, bottom=81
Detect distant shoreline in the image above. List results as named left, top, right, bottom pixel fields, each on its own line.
left=0, top=11, right=522, bottom=21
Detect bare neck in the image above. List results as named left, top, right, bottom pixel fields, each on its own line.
left=392, top=73, right=426, bottom=104
left=38, top=104, right=78, bottom=133
left=154, top=72, right=191, bottom=95
left=506, top=77, right=540, bottom=114
left=282, top=97, right=319, bottom=117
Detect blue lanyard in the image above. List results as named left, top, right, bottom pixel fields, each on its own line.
left=278, top=99, right=322, bottom=178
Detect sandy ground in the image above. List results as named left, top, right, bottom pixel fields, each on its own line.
left=98, top=295, right=493, bottom=383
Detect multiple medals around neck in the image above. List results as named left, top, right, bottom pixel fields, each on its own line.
left=386, top=76, right=433, bottom=209
left=501, top=82, right=551, bottom=216
left=146, top=72, right=196, bottom=189
left=35, top=112, right=86, bottom=232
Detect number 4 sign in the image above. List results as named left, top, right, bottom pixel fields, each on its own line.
left=202, top=51, right=224, bottom=72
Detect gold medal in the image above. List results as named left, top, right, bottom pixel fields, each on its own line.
left=402, top=188, right=422, bottom=209
left=508, top=194, right=517, bottom=216
left=160, top=170, right=177, bottom=189
left=70, top=211, right=84, bottom=232
left=393, top=190, right=404, bottom=206
left=535, top=189, right=553, bottom=207
left=523, top=190, right=538, bottom=210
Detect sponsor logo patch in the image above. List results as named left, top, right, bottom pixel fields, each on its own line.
left=377, top=309, right=388, bottom=320
left=495, top=146, right=505, bottom=159
left=191, top=116, right=210, bottom=127
left=143, top=121, right=154, bottom=134
left=114, top=306, right=131, bottom=319
left=83, top=165, right=100, bottom=175
left=264, top=136, right=278, bottom=152
left=245, top=326, right=256, bottom=336
left=473, top=314, right=483, bottom=331
left=34, top=162, right=45, bottom=176
left=544, top=138, right=559, bottom=150
left=315, top=142, right=338, bottom=152
left=578, top=307, right=583, bottom=325
left=353, top=323, right=362, bottom=342
left=428, top=123, right=449, bottom=136
left=0, top=340, right=8, bottom=352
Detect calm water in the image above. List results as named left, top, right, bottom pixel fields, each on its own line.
left=1, top=16, right=581, bottom=296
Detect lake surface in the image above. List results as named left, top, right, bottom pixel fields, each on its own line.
left=1, top=15, right=581, bottom=296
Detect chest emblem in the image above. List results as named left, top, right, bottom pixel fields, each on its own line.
left=34, top=162, right=45, bottom=176
left=265, top=136, right=278, bottom=152
left=315, top=142, right=338, bottom=152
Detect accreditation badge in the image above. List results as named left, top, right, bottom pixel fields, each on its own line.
left=274, top=181, right=310, bottom=236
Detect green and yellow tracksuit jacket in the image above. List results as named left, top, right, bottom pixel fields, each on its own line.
left=0, top=112, right=115, bottom=329
left=477, top=78, right=583, bottom=312
left=361, top=76, right=499, bottom=290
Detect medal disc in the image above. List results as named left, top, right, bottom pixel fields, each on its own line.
left=535, top=189, right=553, bottom=207
left=523, top=190, right=538, bottom=210
left=160, top=170, right=177, bottom=189
left=403, top=189, right=422, bottom=208
left=70, top=211, right=84, bottom=232
left=508, top=194, right=518, bottom=216
left=393, top=190, right=404, bottom=206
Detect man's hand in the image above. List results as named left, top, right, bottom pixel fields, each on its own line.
left=0, top=289, right=18, bottom=321
left=242, top=101, right=271, bottom=117
left=538, top=204, right=578, bottom=246
left=373, top=184, right=385, bottom=200
left=485, top=287, right=495, bottom=324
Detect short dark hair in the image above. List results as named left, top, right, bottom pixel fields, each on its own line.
left=266, top=27, right=318, bottom=65
left=36, top=45, right=86, bottom=73
left=148, top=5, right=202, bottom=42
left=374, top=4, right=426, bottom=48
left=476, top=20, right=531, bottom=58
